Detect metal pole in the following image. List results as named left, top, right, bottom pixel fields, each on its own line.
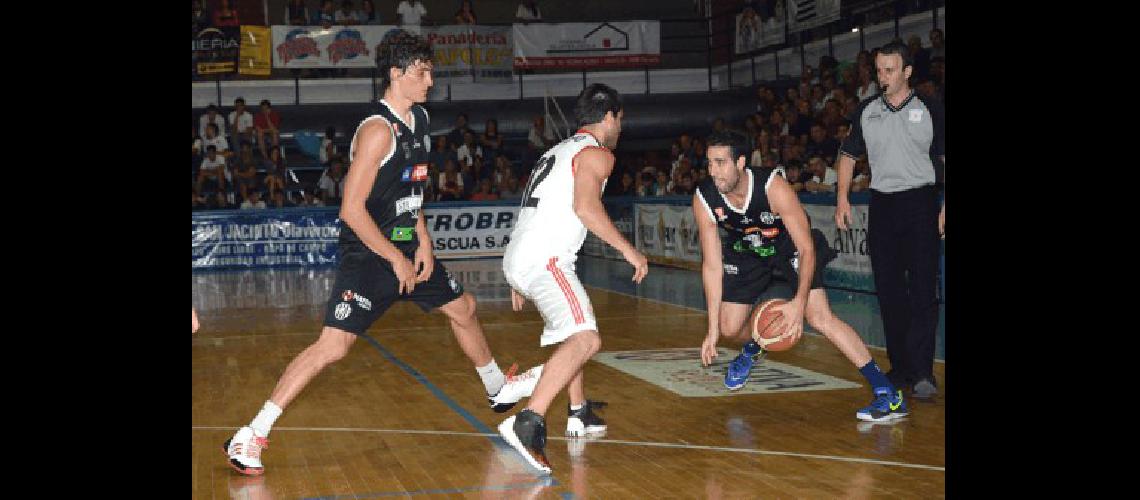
left=216, top=74, right=222, bottom=107
left=644, top=65, right=650, bottom=95
left=707, top=14, right=713, bottom=92
left=294, top=75, right=300, bottom=105
left=860, top=25, right=865, bottom=51
left=751, top=54, right=756, bottom=86
left=799, top=35, right=805, bottom=72
left=932, top=1, right=938, bottom=28
left=518, top=72, right=524, bottom=101
left=774, top=49, right=780, bottom=79
left=894, top=1, right=901, bottom=39
left=371, top=67, right=377, bottom=102
left=262, top=0, right=269, bottom=25
left=827, top=23, right=833, bottom=57
left=582, top=69, right=587, bottom=90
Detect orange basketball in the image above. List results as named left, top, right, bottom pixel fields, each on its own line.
left=751, top=299, right=798, bottom=352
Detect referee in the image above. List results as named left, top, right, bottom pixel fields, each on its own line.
left=835, top=41, right=945, bottom=400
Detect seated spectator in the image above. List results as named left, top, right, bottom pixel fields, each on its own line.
left=804, top=124, right=838, bottom=161
left=317, top=157, right=347, bottom=204
left=750, top=129, right=775, bottom=167
left=459, top=162, right=476, bottom=198
left=690, top=139, right=709, bottom=171
left=516, top=1, right=541, bottom=22
left=525, top=115, right=556, bottom=166
left=438, top=180, right=462, bottom=201
left=672, top=171, right=695, bottom=195
left=228, top=98, right=255, bottom=150
left=611, top=171, right=636, bottom=197
left=789, top=99, right=814, bottom=138
left=855, top=65, right=879, bottom=101
left=492, top=155, right=513, bottom=187
left=447, top=113, right=473, bottom=149
left=429, top=135, right=454, bottom=172
left=670, top=157, right=692, bottom=186
left=212, top=0, right=240, bottom=26
left=196, top=145, right=228, bottom=194
left=321, top=126, right=337, bottom=166
left=480, top=119, right=503, bottom=168
left=804, top=156, right=838, bottom=193
left=835, top=122, right=850, bottom=143
left=457, top=131, right=483, bottom=173
left=254, top=100, right=282, bottom=160
left=302, top=189, right=325, bottom=206
left=636, top=172, right=656, bottom=197
left=335, top=0, right=361, bottom=25
left=291, top=191, right=306, bottom=206
left=199, top=104, right=226, bottom=141
left=820, top=100, right=844, bottom=136
left=285, top=0, right=311, bottom=25
left=438, top=159, right=464, bottom=199
left=231, top=143, right=260, bottom=202
left=396, top=1, right=426, bottom=31
left=469, top=178, right=499, bottom=201
left=317, top=0, right=336, bottom=27
left=241, top=191, right=268, bottom=209
left=655, top=171, right=670, bottom=196
left=454, top=0, right=477, bottom=24
left=498, top=175, right=522, bottom=199
left=784, top=163, right=805, bottom=193
left=192, top=126, right=203, bottom=168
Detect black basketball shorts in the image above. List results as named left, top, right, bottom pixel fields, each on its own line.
left=322, top=242, right=465, bottom=335
left=721, top=228, right=837, bottom=305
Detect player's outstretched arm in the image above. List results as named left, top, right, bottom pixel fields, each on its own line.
left=573, top=148, right=647, bottom=283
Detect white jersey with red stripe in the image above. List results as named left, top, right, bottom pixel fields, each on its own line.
left=504, top=130, right=609, bottom=267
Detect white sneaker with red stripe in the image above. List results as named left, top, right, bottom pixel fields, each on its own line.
left=489, top=364, right=544, bottom=413
left=224, top=426, right=269, bottom=476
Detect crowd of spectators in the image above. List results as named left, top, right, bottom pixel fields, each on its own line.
left=196, top=1, right=549, bottom=34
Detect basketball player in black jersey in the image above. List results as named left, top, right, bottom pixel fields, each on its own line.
left=222, top=30, right=538, bottom=476
left=693, top=130, right=907, bottom=422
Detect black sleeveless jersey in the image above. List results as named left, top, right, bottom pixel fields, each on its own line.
left=694, top=167, right=795, bottom=260
left=338, top=100, right=431, bottom=252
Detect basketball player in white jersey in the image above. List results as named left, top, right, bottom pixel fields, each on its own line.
left=497, top=83, right=649, bottom=474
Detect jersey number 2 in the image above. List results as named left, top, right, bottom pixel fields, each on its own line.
left=521, top=155, right=555, bottom=208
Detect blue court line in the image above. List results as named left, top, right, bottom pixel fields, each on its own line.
left=301, top=478, right=553, bottom=500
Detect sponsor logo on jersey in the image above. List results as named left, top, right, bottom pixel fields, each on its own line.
left=395, top=193, right=423, bottom=216
left=760, top=227, right=780, bottom=238
left=909, top=109, right=924, bottom=123
left=760, top=212, right=776, bottom=224
left=342, top=290, right=354, bottom=301
left=739, top=215, right=753, bottom=225
left=744, top=227, right=760, bottom=234
left=401, top=163, right=429, bottom=182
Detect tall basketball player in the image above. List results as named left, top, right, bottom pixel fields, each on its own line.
left=222, top=30, right=540, bottom=476
left=497, top=83, right=649, bottom=474
left=693, top=130, right=907, bottom=422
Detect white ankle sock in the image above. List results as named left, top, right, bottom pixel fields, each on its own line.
left=250, top=401, right=282, bottom=437
left=477, top=360, right=505, bottom=395
left=570, top=403, right=584, bottom=412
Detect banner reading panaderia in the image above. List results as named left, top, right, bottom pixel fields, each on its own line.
left=193, top=209, right=342, bottom=269
left=513, top=21, right=660, bottom=69
left=426, top=25, right=513, bottom=83
left=193, top=26, right=240, bottom=76
left=272, top=24, right=513, bottom=80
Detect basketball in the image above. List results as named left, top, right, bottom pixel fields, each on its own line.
left=751, top=299, right=798, bottom=351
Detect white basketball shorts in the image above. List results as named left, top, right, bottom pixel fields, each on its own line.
left=503, top=255, right=598, bottom=346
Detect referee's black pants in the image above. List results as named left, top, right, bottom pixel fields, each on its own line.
left=868, top=185, right=941, bottom=384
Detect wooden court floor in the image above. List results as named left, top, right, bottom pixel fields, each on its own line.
left=192, top=265, right=945, bottom=499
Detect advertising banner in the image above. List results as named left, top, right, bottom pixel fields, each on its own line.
left=513, top=21, right=660, bottom=69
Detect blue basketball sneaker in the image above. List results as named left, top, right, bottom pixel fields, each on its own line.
left=856, top=388, right=908, bottom=422
left=724, top=349, right=765, bottom=391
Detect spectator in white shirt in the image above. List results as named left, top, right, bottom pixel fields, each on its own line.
left=317, top=157, right=347, bottom=204
left=196, top=145, right=228, bottom=194
left=202, top=123, right=231, bottom=158
left=396, top=1, right=427, bottom=33
left=199, top=104, right=226, bottom=141
left=804, top=156, right=838, bottom=193
left=456, top=131, right=483, bottom=171
left=228, top=98, right=254, bottom=150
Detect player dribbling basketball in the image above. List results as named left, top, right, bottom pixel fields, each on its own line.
left=693, top=130, right=907, bottom=422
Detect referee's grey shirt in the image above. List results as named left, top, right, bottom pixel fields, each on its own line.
left=839, top=90, right=945, bottom=193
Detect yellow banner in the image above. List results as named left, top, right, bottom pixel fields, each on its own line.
left=239, top=25, right=272, bottom=77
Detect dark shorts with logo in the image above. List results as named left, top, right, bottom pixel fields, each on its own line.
left=322, top=241, right=465, bottom=335
left=721, top=228, right=837, bottom=305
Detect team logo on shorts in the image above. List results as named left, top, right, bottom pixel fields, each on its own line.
left=446, top=271, right=461, bottom=293
left=334, top=302, right=352, bottom=320
left=760, top=212, right=775, bottom=224
left=354, top=294, right=372, bottom=310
